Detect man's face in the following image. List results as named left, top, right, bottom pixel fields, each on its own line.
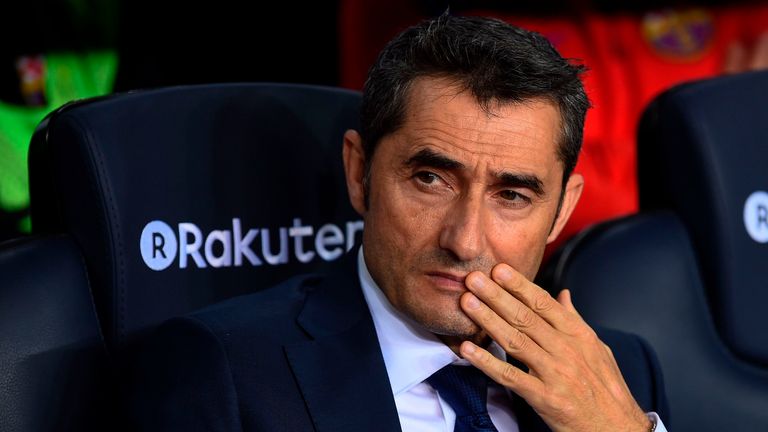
left=343, top=77, right=582, bottom=341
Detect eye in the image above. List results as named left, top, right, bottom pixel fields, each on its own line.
left=412, top=171, right=451, bottom=194
left=497, top=190, right=532, bottom=208
left=414, top=171, right=441, bottom=185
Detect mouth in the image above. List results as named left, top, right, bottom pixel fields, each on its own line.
left=424, top=271, right=469, bottom=292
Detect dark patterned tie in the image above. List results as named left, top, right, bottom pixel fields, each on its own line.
left=426, top=364, right=499, bottom=432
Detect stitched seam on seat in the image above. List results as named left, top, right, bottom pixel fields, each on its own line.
left=68, top=115, right=126, bottom=346
left=66, top=234, right=110, bottom=353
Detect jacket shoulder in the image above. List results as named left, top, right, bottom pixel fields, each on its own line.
left=128, top=273, right=326, bottom=431
left=186, top=273, right=324, bottom=338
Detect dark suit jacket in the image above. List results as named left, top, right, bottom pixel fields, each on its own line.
left=129, top=252, right=669, bottom=431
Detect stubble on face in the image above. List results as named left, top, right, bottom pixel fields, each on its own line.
left=403, top=247, right=496, bottom=339
left=358, top=77, right=563, bottom=350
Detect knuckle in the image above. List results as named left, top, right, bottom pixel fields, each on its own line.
left=485, top=285, right=503, bottom=303
left=532, top=291, right=554, bottom=313
left=546, top=393, right=571, bottom=417
left=500, top=363, right=520, bottom=384
left=504, top=329, right=528, bottom=353
left=558, top=400, right=578, bottom=419
left=570, top=323, right=597, bottom=340
left=477, top=305, right=496, bottom=324
left=512, top=307, right=537, bottom=328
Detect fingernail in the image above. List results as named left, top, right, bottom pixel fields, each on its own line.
left=496, top=265, right=513, bottom=281
left=465, top=293, right=480, bottom=309
left=468, top=274, right=485, bottom=289
left=462, top=342, right=476, bottom=354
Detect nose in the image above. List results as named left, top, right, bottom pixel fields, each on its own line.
left=438, top=193, right=487, bottom=262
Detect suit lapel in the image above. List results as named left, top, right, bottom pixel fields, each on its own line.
left=284, top=251, right=402, bottom=432
left=284, top=250, right=552, bottom=432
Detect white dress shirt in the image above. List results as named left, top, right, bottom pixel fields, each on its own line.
left=357, top=248, right=668, bottom=432
left=357, top=249, right=518, bottom=431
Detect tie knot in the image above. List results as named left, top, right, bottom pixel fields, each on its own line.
left=426, top=364, right=490, bottom=417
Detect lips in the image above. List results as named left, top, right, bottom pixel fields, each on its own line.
left=425, top=271, right=468, bottom=291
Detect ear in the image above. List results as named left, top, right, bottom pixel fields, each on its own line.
left=546, top=173, right=584, bottom=244
left=342, top=129, right=367, bottom=216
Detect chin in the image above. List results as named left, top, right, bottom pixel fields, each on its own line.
left=417, top=308, right=481, bottom=340
left=399, top=281, right=475, bottom=336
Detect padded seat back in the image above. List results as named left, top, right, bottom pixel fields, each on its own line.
left=543, top=213, right=768, bottom=431
left=0, top=235, right=110, bottom=432
left=541, top=71, right=768, bottom=430
left=638, top=70, right=768, bottom=363
left=29, top=83, right=363, bottom=348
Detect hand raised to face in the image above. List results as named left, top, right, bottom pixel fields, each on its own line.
left=459, top=264, right=652, bottom=432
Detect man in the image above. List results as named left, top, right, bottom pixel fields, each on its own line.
left=131, top=14, right=669, bottom=432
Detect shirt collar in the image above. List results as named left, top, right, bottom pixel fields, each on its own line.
left=357, top=247, right=507, bottom=397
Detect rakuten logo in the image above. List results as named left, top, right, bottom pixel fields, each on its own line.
left=140, top=218, right=364, bottom=271
left=744, top=191, right=768, bottom=243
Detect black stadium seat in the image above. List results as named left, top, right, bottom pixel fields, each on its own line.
left=541, top=70, right=768, bottom=430
left=0, top=83, right=362, bottom=430
left=28, top=83, right=363, bottom=350
left=0, top=236, right=110, bottom=432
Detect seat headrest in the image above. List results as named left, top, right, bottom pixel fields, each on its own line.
left=638, top=70, right=768, bottom=364
left=29, top=83, right=363, bottom=348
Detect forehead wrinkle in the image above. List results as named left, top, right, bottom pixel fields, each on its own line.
left=398, top=77, right=563, bottom=187
left=409, top=120, right=548, bottom=164
left=410, top=101, right=553, bottom=148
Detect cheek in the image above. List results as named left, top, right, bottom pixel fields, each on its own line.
left=384, top=189, right=442, bottom=240
left=487, top=209, right=554, bottom=277
left=365, top=178, right=445, bottom=252
left=362, top=179, right=449, bottom=303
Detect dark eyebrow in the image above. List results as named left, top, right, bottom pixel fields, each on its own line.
left=405, top=148, right=545, bottom=197
left=404, top=148, right=464, bottom=171
left=497, top=172, right=545, bottom=197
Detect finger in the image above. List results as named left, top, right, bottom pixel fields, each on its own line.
left=465, top=271, right=559, bottom=350
left=556, top=289, right=579, bottom=316
left=461, top=292, right=552, bottom=368
left=489, top=264, right=576, bottom=331
left=460, top=341, right=546, bottom=402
